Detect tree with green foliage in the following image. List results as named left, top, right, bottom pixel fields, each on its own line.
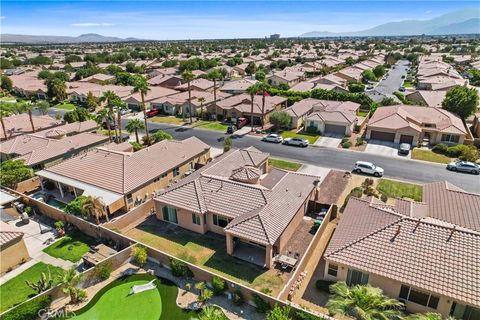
left=223, top=136, right=232, bottom=152
left=373, top=65, right=386, bottom=78
left=245, top=61, right=257, bottom=76
left=194, top=306, right=226, bottom=320
left=0, top=160, right=34, bottom=188
left=345, top=57, right=355, bottom=66
left=348, top=82, right=365, bottom=93
left=64, top=195, right=88, bottom=216
left=442, top=85, right=479, bottom=119
left=25, top=269, right=54, bottom=294
left=59, top=267, right=84, bottom=304
left=151, top=130, right=172, bottom=143
left=246, top=83, right=260, bottom=132
left=361, top=70, right=376, bottom=83
left=182, top=71, right=195, bottom=123
left=469, top=69, right=480, bottom=86
left=207, top=69, right=222, bottom=119
left=45, top=78, right=67, bottom=101
left=126, top=118, right=145, bottom=144
left=133, top=75, right=151, bottom=142
left=269, top=111, right=291, bottom=130
left=255, top=70, right=266, bottom=81
left=197, top=96, right=206, bottom=119
left=100, top=90, right=122, bottom=141
left=15, top=101, right=36, bottom=132
left=1, top=75, right=12, bottom=91
left=326, top=282, right=404, bottom=320
left=266, top=305, right=291, bottom=320
left=132, top=245, right=148, bottom=266
left=82, top=195, right=106, bottom=224
left=256, top=82, right=270, bottom=128
left=86, top=91, right=98, bottom=111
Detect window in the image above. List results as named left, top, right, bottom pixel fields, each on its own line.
left=162, top=206, right=178, bottom=224
left=192, top=213, right=201, bottom=225
left=441, top=134, right=460, bottom=143
left=398, top=285, right=439, bottom=309
left=126, top=194, right=133, bottom=203
left=213, top=214, right=231, bottom=228
left=190, top=162, right=195, bottom=169
left=327, top=263, right=338, bottom=277
left=346, top=269, right=369, bottom=286
left=423, top=123, right=436, bottom=128
left=173, top=167, right=180, bottom=177
left=451, top=303, right=480, bottom=320
left=161, top=173, right=168, bottom=178
left=203, top=214, right=207, bottom=225
left=153, top=177, right=160, bottom=182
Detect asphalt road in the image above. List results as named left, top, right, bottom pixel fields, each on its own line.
left=123, top=120, right=480, bottom=193
left=373, top=60, right=410, bottom=96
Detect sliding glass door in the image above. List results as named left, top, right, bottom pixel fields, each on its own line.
left=162, top=206, right=178, bottom=224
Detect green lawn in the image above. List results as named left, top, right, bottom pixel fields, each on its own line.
left=412, top=149, right=451, bottom=164
left=125, top=224, right=286, bottom=295
left=0, top=262, right=63, bottom=312
left=280, top=130, right=320, bottom=144
left=193, top=120, right=229, bottom=132
left=43, top=231, right=97, bottom=262
left=150, top=116, right=186, bottom=125
left=0, top=96, right=16, bottom=102
left=53, top=103, right=76, bottom=110
left=403, top=80, right=414, bottom=88
left=357, top=110, right=369, bottom=117
left=269, top=158, right=302, bottom=171
left=376, top=179, right=423, bottom=202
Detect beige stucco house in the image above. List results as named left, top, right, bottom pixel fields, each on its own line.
left=0, top=221, right=30, bottom=274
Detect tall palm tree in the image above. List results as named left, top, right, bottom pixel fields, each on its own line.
left=194, top=306, right=225, bottom=320
left=46, top=78, right=67, bottom=101
left=100, top=90, right=121, bottom=141
left=326, top=282, right=404, bottom=320
left=181, top=71, right=195, bottom=124
left=59, top=267, right=84, bottom=303
left=197, top=97, right=206, bottom=120
left=82, top=195, right=106, bottom=225
left=0, top=101, right=14, bottom=140
left=96, top=109, right=112, bottom=142
left=125, top=118, right=145, bottom=144
left=132, top=76, right=151, bottom=143
left=115, top=100, right=127, bottom=142
left=246, top=83, right=260, bottom=132
left=256, top=82, right=270, bottom=129
left=15, top=101, right=36, bottom=132
left=207, top=69, right=221, bottom=120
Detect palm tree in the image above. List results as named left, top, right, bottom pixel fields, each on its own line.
left=115, top=100, right=127, bottom=142
left=132, top=75, right=151, bottom=143
left=0, top=102, right=14, bottom=140
left=82, top=195, right=106, bottom=225
left=326, top=282, right=404, bottom=320
left=194, top=306, right=225, bottom=320
left=207, top=69, right=221, bottom=120
left=59, top=267, right=84, bottom=303
left=256, top=82, right=270, bottom=129
left=15, top=101, right=36, bottom=132
left=100, top=90, right=121, bottom=141
left=46, top=78, right=67, bottom=101
left=125, top=118, right=145, bottom=144
left=197, top=97, right=206, bottom=120
left=246, top=83, right=260, bottom=132
left=181, top=71, right=195, bottom=124
left=95, top=109, right=112, bottom=142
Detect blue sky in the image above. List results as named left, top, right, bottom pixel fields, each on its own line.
left=1, top=1, right=478, bottom=39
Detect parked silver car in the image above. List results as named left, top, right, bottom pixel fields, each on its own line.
left=447, top=161, right=480, bottom=175
left=283, top=137, right=309, bottom=147
left=262, top=134, right=283, bottom=143
left=353, top=161, right=384, bottom=177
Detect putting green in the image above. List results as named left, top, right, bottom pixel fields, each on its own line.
left=67, top=276, right=161, bottom=320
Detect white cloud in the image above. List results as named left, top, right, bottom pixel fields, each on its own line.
left=425, top=10, right=432, bottom=14
left=71, top=22, right=114, bottom=27
left=0, top=16, right=6, bottom=19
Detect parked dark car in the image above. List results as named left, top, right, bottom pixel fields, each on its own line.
left=146, top=109, right=160, bottom=118
left=102, top=119, right=116, bottom=129
left=236, top=117, right=247, bottom=129
left=226, top=125, right=237, bottom=134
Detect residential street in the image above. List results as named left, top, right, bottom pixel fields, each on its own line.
left=122, top=120, right=480, bottom=193
left=374, top=59, right=409, bottom=95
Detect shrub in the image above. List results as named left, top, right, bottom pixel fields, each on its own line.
left=342, top=141, right=352, bottom=148
left=54, top=220, right=64, bottom=230
left=223, top=137, right=232, bottom=152
left=432, top=143, right=448, bottom=154
left=351, top=187, right=363, bottom=198
left=130, top=142, right=143, bottom=151
left=253, top=294, right=271, bottom=313
left=380, top=193, right=388, bottom=203
left=355, top=137, right=365, bottom=146
left=94, top=261, right=113, bottom=280
left=132, top=246, right=148, bottom=266
left=364, top=186, right=376, bottom=196
left=2, top=294, right=52, bottom=320
left=296, top=310, right=324, bottom=320
left=64, top=195, right=88, bottom=216
left=316, top=280, right=334, bottom=293
left=211, top=276, right=226, bottom=295
left=361, top=178, right=374, bottom=188
left=75, top=288, right=87, bottom=301
left=446, top=145, right=469, bottom=158
left=170, top=258, right=192, bottom=278
left=141, top=135, right=154, bottom=146
left=232, top=289, right=244, bottom=306
left=459, top=145, right=480, bottom=162
left=305, top=126, right=318, bottom=134
left=151, top=130, right=172, bottom=143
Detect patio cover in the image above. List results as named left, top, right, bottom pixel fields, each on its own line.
left=36, top=170, right=124, bottom=206
left=0, top=190, right=18, bottom=206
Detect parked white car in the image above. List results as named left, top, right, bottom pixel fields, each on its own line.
left=262, top=134, right=283, bottom=143
left=353, top=161, right=384, bottom=177
left=283, top=137, right=309, bottom=147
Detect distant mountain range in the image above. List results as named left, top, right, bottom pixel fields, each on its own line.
left=0, top=33, right=142, bottom=44
left=300, top=8, right=480, bottom=37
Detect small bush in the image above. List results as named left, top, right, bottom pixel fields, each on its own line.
left=446, top=145, right=469, bottom=158
left=130, top=142, right=143, bottom=151
left=75, top=288, right=87, bottom=302
left=380, top=193, right=388, bottom=203
left=223, top=137, right=232, bottom=152
left=253, top=294, right=271, bottom=313
left=459, top=145, right=480, bottom=162
left=351, top=187, right=363, bottom=198
left=170, top=258, right=193, bottom=278
left=432, top=143, right=448, bottom=154
left=364, top=186, right=376, bottom=196
left=355, top=137, right=365, bottom=146
left=132, top=246, right=148, bottom=266
left=362, top=178, right=374, bottom=188
left=211, top=276, right=226, bottom=295
left=54, top=220, right=64, bottom=230
left=94, top=261, right=113, bottom=280
left=342, top=141, right=352, bottom=148
left=316, top=280, right=334, bottom=293
left=2, top=294, right=52, bottom=320
left=232, top=289, right=244, bottom=306
left=305, top=126, right=318, bottom=134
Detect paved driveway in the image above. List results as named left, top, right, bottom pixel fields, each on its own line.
left=298, top=164, right=331, bottom=178
left=314, top=134, right=342, bottom=148
left=365, top=140, right=411, bottom=159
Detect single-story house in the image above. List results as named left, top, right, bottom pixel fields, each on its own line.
left=1, top=114, right=63, bottom=141
left=0, top=221, right=30, bottom=274
left=147, top=74, right=183, bottom=88
left=405, top=90, right=447, bottom=108
left=365, top=105, right=467, bottom=146
left=334, top=67, right=363, bottom=83
left=175, top=78, right=216, bottom=92
left=267, top=71, right=305, bottom=87
left=322, top=181, right=480, bottom=318
left=78, top=73, right=115, bottom=84
left=36, top=137, right=211, bottom=216
left=314, top=73, right=347, bottom=88
left=122, top=86, right=178, bottom=111
left=154, top=147, right=323, bottom=269
left=220, top=79, right=258, bottom=95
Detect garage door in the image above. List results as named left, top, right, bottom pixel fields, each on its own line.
left=324, top=124, right=346, bottom=135
left=399, top=135, right=414, bottom=144
left=370, top=130, right=395, bottom=142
